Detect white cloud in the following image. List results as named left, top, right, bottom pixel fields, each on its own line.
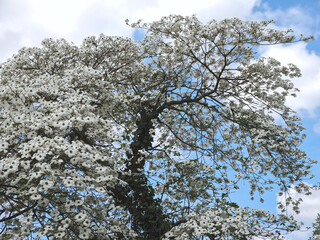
left=0, top=0, right=260, bottom=62
left=197, top=0, right=260, bottom=22
left=27, top=0, right=89, bottom=35
left=283, top=230, right=311, bottom=240
left=249, top=0, right=320, bottom=118
left=251, top=3, right=318, bottom=38
left=260, top=42, right=320, bottom=115
left=314, top=122, right=320, bottom=135
left=277, top=186, right=320, bottom=240
left=131, top=0, right=260, bottom=23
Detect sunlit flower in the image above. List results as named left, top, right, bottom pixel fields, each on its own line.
left=75, top=213, right=87, bottom=222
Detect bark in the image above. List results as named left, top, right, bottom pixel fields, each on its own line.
left=111, top=105, right=171, bottom=239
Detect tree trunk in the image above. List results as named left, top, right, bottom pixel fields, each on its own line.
left=111, top=107, right=171, bottom=239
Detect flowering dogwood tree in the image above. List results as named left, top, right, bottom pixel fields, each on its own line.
left=0, top=15, right=316, bottom=239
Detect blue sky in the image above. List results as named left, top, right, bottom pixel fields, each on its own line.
left=0, top=0, right=320, bottom=239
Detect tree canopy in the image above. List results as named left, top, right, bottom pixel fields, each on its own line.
left=0, top=15, right=316, bottom=239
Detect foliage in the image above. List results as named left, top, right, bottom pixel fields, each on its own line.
left=309, top=213, right=320, bottom=240
left=0, top=15, right=316, bottom=239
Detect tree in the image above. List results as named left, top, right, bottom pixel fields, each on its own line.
left=0, top=15, right=316, bottom=239
left=309, top=213, right=320, bottom=240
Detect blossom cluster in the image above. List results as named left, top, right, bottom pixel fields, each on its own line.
left=163, top=206, right=299, bottom=240
left=0, top=37, right=138, bottom=239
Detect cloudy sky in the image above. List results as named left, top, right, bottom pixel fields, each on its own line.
left=1, top=0, right=320, bottom=239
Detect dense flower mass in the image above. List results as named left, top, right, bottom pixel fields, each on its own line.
left=0, top=15, right=316, bottom=239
